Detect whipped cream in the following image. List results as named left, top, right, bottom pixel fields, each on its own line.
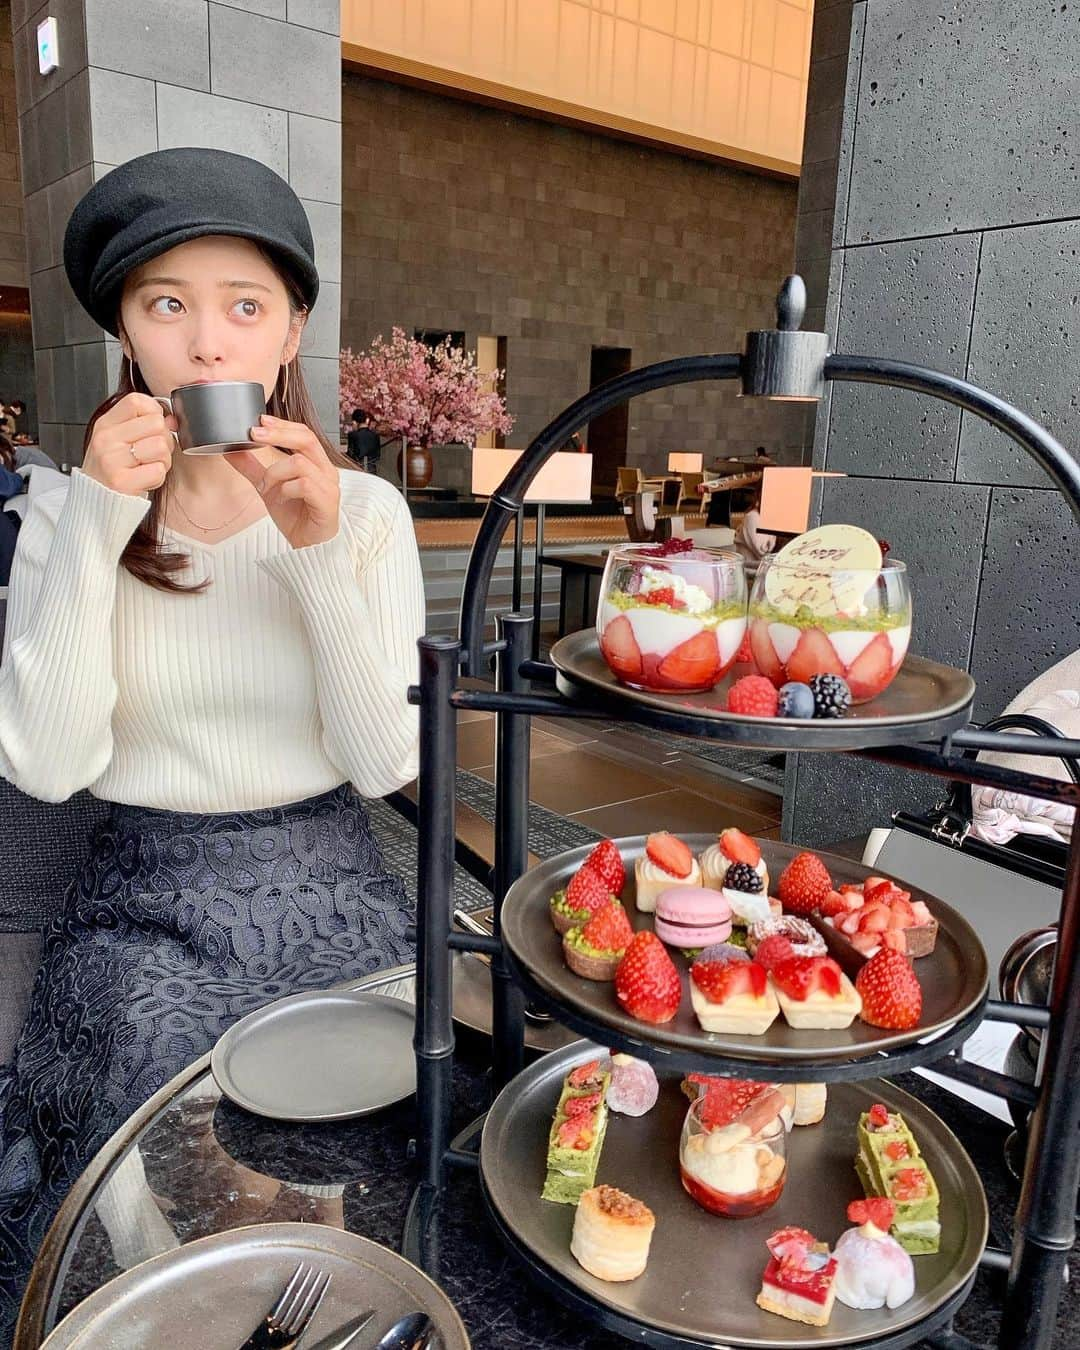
left=638, top=565, right=712, bottom=614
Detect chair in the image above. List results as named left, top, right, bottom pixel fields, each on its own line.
left=615, top=466, right=666, bottom=501
left=660, top=472, right=704, bottom=513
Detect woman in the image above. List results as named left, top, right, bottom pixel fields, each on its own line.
left=0, top=434, right=24, bottom=586
left=0, top=148, right=424, bottom=1337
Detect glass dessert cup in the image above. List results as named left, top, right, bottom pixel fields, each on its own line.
left=678, top=1096, right=787, bottom=1219
left=596, top=545, right=747, bottom=694
left=748, top=557, right=912, bottom=704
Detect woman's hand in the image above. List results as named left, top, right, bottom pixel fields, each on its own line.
left=228, top=414, right=341, bottom=550
left=83, top=392, right=178, bottom=495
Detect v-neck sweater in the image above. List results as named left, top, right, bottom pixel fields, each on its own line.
left=0, top=467, right=425, bottom=809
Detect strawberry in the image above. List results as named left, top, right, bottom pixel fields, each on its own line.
left=579, top=901, right=634, bottom=954
left=645, top=831, right=693, bottom=878
left=884, top=1139, right=911, bottom=1161
left=691, top=958, right=767, bottom=1002
left=820, top=889, right=848, bottom=918
left=557, top=1116, right=595, bottom=1150
left=614, top=931, right=682, bottom=1024
left=848, top=1197, right=896, bottom=1229
left=720, top=827, right=762, bottom=868
left=857, top=904, right=891, bottom=934
left=868, top=1104, right=891, bottom=1130
left=766, top=1227, right=818, bottom=1261
left=753, top=934, right=796, bottom=972
left=657, top=630, right=722, bottom=688
left=911, top=900, right=933, bottom=926
left=777, top=851, right=833, bottom=916
left=785, top=627, right=844, bottom=684
left=586, top=839, right=625, bottom=896
left=699, top=1078, right=771, bottom=1129
left=846, top=632, right=895, bottom=702
left=564, top=1091, right=602, bottom=1118
left=644, top=585, right=678, bottom=607
left=886, top=895, right=917, bottom=928
left=566, top=865, right=613, bottom=917
left=735, top=629, right=754, bottom=664
left=749, top=618, right=784, bottom=683
left=891, top=1167, right=930, bottom=1202
left=600, top=614, right=643, bottom=681
left=727, top=674, right=780, bottom=718
left=856, top=949, right=922, bottom=1030
left=880, top=929, right=909, bottom=955
left=771, top=955, right=842, bottom=1001
left=850, top=931, right=882, bottom=957
left=568, top=1059, right=604, bottom=1089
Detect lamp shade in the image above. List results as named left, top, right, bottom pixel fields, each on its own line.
left=471, top=448, right=593, bottom=503
left=667, top=452, right=703, bottom=473
left=758, top=467, right=846, bottom=535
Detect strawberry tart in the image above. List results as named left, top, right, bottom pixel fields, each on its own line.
left=689, top=954, right=779, bottom=1034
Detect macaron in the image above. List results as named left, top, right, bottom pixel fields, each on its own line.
left=654, top=886, right=732, bottom=948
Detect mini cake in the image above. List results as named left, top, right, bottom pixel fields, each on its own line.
left=855, top=1103, right=941, bottom=1253
left=721, top=863, right=777, bottom=928
left=570, top=1185, right=655, bottom=1281
left=634, top=832, right=701, bottom=913
left=699, top=828, right=769, bottom=894
left=748, top=915, right=827, bottom=960
left=563, top=901, right=634, bottom=980
left=689, top=955, right=779, bottom=1034
left=541, top=1060, right=611, bottom=1205
left=550, top=863, right=616, bottom=935
left=833, top=1199, right=915, bottom=1310
left=793, top=1083, right=828, bottom=1126
left=602, top=1053, right=660, bottom=1117
left=680, top=1079, right=788, bottom=1218
left=654, top=886, right=732, bottom=949
left=756, top=1227, right=837, bottom=1327
left=770, top=956, right=862, bottom=1030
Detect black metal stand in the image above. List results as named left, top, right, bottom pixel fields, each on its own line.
left=406, top=276, right=1080, bottom=1350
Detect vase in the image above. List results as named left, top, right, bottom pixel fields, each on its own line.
left=398, top=444, right=433, bottom=489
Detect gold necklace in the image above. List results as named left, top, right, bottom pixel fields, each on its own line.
left=172, top=492, right=255, bottom=534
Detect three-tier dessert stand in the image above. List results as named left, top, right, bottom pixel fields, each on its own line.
left=403, top=277, right=1080, bottom=1350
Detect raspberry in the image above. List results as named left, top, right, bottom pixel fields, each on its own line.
left=777, top=852, right=833, bottom=916
left=735, top=630, right=753, bottom=664
left=750, top=934, right=795, bottom=972
left=727, top=675, right=780, bottom=718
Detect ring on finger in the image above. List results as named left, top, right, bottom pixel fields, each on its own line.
left=128, top=444, right=140, bottom=462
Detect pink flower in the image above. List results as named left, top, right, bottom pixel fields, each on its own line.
left=339, top=330, right=514, bottom=450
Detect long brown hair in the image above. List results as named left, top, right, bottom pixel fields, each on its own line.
left=0, top=432, right=14, bottom=472
left=83, top=257, right=355, bottom=594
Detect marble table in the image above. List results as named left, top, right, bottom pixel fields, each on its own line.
left=15, top=968, right=1067, bottom=1350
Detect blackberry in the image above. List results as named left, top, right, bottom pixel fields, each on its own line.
left=808, top=673, right=852, bottom=719
left=724, top=861, right=763, bottom=893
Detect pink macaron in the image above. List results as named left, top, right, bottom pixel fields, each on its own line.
left=654, top=886, right=732, bottom=948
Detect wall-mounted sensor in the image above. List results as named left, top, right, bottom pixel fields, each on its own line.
left=37, top=17, right=59, bottom=75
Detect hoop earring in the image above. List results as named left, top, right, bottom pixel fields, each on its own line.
left=124, top=353, right=139, bottom=389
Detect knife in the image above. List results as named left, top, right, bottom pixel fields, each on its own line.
left=302, top=1309, right=376, bottom=1350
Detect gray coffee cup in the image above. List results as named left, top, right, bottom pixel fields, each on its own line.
left=156, top=380, right=267, bottom=455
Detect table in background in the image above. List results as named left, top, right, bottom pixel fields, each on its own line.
left=540, top=551, right=607, bottom=639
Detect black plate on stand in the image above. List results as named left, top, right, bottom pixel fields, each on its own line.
left=481, top=1043, right=988, bottom=1349
left=549, top=632, right=975, bottom=750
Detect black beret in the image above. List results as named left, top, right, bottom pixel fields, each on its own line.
left=63, top=147, right=319, bottom=335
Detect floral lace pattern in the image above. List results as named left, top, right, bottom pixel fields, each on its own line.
left=0, top=784, right=413, bottom=1342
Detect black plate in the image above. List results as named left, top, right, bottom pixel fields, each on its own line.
left=481, top=1043, right=988, bottom=1349
left=501, top=837, right=988, bottom=1072
left=549, top=631, right=975, bottom=750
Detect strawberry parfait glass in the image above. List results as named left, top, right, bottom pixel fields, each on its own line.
left=748, top=557, right=912, bottom=704
left=679, top=1093, right=787, bottom=1219
left=597, top=542, right=747, bottom=694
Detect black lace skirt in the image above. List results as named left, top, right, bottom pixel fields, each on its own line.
left=0, top=783, right=413, bottom=1344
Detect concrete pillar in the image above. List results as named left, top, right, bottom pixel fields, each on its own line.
left=11, top=0, right=341, bottom=465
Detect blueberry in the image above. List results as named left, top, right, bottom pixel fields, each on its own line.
left=777, top=681, right=815, bottom=719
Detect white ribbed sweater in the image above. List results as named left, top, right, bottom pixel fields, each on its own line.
left=0, top=468, right=425, bottom=809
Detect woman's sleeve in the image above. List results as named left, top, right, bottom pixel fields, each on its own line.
left=0, top=470, right=150, bottom=801
left=260, top=480, right=424, bottom=798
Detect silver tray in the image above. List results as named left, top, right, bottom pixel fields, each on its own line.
left=41, top=1223, right=470, bottom=1349
left=481, top=1043, right=987, bottom=1349
left=501, top=836, right=989, bottom=1065
left=211, top=988, right=415, bottom=1122
left=550, top=631, right=976, bottom=750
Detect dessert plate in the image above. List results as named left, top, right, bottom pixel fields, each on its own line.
left=481, top=1043, right=987, bottom=1349
left=500, top=837, right=988, bottom=1068
left=549, top=631, right=975, bottom=750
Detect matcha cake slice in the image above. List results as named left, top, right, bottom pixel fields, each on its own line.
left=856, top=1104, right=940, bottom=1254
left=541, top=1059, right=611, bottom=1205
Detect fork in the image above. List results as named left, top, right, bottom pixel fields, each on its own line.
left=236, top=1262, right=332, bottom=1350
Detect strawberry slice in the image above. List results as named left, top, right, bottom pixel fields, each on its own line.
left=614, top=931, right=682, bottom=1024
left=645, top=586, right=678, bottom=607
left=700, top=1078, right=785, bottom=1133
left=568, top=1059, right=603, bottom=1089
left=749, top=618, right=784, bottom=683
left=691, top=957, right=767, bottom=1003
left=564, top=1091, right=603, bottom=1118
left=857, top=904, right=891, bottom=934
left=848, top=1197, right=896, bottom=1229
left=785, top=627, right=844, bottom=684
left=868, top=1104, right=891, bottom=1129
left=880, top=929, right=909, bottom=955
left=557, top=1116, right=595, bottom=1150
left=820, top=889, right=848, bottom=918
left=846, top=631, right=895, bottom=701
left=891, top=1167, right=930, bottom=1202
left=766, top=1227, right=818, bottom=1261
left=884, top=1139, right=911, bottom=1161
left=600, top=614, right=642, bottom=681
left=771, top=955, right=843, bottom=1001
left=656, top=629, right=722, bottom=688
left=646, top=831, right=693, bottom=878
left=719, top=827, right=762, bottom=867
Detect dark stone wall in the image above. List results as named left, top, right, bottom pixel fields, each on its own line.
left=341, top=72, right=811, bottom=476
left=787, top=0, right=1080, bottom=846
